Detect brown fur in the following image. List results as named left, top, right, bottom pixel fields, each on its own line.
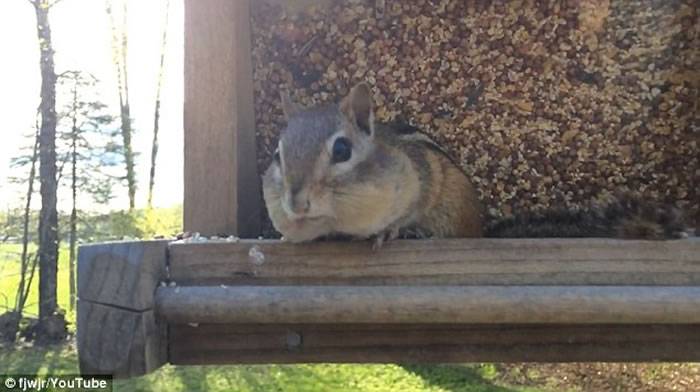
left=396, top=136, right=482, bottom=238
left=262, top=83, right=483, bottom=245
left=486, top=193, right=687, bottom=240
left=418, top=151, right=483, bottom=237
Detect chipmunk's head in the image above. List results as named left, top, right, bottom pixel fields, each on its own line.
left=262, top=83, right=377, bottom=238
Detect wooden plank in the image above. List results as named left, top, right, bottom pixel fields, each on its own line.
left=78, top=240, right=169, bottom=310
left=77, top=300, right=166, bottom=378
left=77, top=241, right=169, bottom=377
left=155, top=285, right=700, bottom=324
left=184, top=0, right=261, bottom=237
left=168, top=238, right=700, bottom=286
left=169, top=323, right=700, bottom=363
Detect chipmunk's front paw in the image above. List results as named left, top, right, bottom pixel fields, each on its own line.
left=371, top=227, right=400, bottom=251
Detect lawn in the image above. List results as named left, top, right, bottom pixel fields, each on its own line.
left=0, top=343, right=542, bottom=392
left=0, top=243, right=73, bottom=323
left=3, top=343, right=698, bottom=392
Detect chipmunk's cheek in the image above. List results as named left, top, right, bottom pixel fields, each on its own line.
left=307, top=188, right=334, bottom=218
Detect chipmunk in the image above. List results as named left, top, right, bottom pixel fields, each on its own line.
left=485, top=193, right=689, bottom=239
left=262, top=82, right=688, bottom=245
left=262, top=82, right=483, bottom=247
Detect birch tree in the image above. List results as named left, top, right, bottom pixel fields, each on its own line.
left=147, top=0, right=170, bottom=208
left=106, top=0, right=136, bottom=210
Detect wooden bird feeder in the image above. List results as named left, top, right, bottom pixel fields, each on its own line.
left=76, top=0, right=700, bottom=378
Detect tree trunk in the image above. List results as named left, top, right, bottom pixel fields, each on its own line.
left=148, top=0, right=170, bottom=208
left=22, top=253, right=40, bottom=312
left=107, top=0, right=136, bottom=210
left=32, top=0, right=60, bottom=325
left=15, top=124, right=39, bottom=315
left=69, top=79, right=79, bottom=311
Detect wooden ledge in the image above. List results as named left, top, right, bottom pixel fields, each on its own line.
left=78, top=237, right=700, bottom=377
left=167, top=237, right=700, bottom=286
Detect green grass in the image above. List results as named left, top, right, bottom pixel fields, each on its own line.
left=0, top=243, right=73, bottom=323
left=0, top=243, right=71, bottom=316
left=0, top=344, right=544, bottom=392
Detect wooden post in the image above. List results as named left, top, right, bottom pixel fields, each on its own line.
left=184, top=0, right=261, bottom=237
left=77, top=240, right=169, bottom=378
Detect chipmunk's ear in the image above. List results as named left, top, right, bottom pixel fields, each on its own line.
left=340, top=82, right=374, bottom=136
left=280, top=90, right=302, bottom=119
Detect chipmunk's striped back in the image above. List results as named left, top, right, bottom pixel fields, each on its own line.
left=374, top=122, right=484, bottom=238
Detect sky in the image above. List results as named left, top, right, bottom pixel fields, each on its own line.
left=0, top=0, right=184, bottom=212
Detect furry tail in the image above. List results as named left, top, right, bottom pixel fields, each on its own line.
left=485, top=194, right=687, bottom=240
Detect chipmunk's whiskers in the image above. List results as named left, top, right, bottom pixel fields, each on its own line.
left=331, top=191, right=367, bottom=208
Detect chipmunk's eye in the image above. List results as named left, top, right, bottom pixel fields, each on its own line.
left=331, top=137, right=352, bottom=164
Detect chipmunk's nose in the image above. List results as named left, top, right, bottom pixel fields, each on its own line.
left=297, top=198, right=311, bottom=214
left=284, top=188, right=311, bottom=217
